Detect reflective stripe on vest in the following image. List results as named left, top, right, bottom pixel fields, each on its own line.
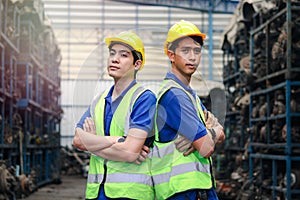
left=151, top=79, right=212, bottom=200
left=86, top=83, right=154, bottom=200
left=152, top=162, right=210, bottom=185
left=88, top=173, right=152, bottom=186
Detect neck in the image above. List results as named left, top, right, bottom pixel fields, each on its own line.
left=112, top=77, right=134, bottom=101
left=171, top=68, right=191, bottom=87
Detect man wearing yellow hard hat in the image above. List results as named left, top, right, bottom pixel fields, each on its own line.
left=73, top=31, right=156, bottom=199
left=151, top=20, right=225, bottom=200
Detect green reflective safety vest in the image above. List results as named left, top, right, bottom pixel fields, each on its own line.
left=151, top=79, right=214, bottom=200
left=85, top=83, right=154, bottom=200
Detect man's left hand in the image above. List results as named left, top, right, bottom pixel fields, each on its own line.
left=174, top=136, right=195, bottom=156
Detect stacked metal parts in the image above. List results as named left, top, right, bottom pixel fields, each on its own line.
left=218, top=0, right=300, bottom=199
left=0, top=0, right=62, bottom=199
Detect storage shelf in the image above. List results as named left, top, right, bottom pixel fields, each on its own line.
left=225, top=110, right=241, bottom=116
left=221, top=2, right=300, bottom=199
left=250, top=143, right=300, bottom=151
left=250, top=113, right=300, bottom=122
left=0, top=144, right=18, bottom=148
left=263, top=185, right=300, bottom=194
left=223, top=72, right=241, bottom=82
left=225, top=146, right=245, bottom=152
left=250, top=153, right=300, bottom=161
left=248, top=3, right=300, bottom=199
left=250, top=82, right=286, bottom=96
left=27, top=145, right=60, bottom=149
left=0, top=0, right=62, bottom=192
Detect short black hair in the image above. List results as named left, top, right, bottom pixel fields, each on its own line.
left=109, top=42, right=142, bottom=64
left=168, top=36, right=203, bottom=52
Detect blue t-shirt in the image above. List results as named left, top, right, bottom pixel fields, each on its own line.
left=76, top=80, right=156, bottom=200
left=156, top=72, right=208, bottom=142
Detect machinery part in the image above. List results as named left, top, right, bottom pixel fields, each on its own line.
left=19, top=173, right=36, bottom=195
left=282, top=124, right=300, bottom=143
left=291, top=169, right=300, bottom=189
left=0, top=162, right=18, bottom=200
left=4, top=125, right=13, bottom=144
left=283, top=169, right=300, bottom=189
left=260, top=124, right=267, bottom=142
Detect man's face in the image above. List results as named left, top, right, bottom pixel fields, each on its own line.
left=170, top=37, right=202, bottom=77
left=107, top=43, right=135, bottom=79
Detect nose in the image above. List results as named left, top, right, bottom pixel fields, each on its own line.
left=189, top=50, right=196, bottom=61
left=111, top=54, right=119, bottom=63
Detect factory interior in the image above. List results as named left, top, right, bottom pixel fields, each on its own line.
left=0, top=0, right=300, bottom=199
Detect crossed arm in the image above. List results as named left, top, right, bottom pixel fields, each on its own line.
left=175, top=110, right=225, bottom=158
left=73, top=118, right=149, bottom=163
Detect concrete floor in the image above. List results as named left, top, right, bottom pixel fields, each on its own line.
left=21, top=175, right=86, bottom=200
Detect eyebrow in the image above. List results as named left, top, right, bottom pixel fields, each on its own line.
left=110, top=49, right=131, bottom=55
left=179, top=46, right=201, bottom=49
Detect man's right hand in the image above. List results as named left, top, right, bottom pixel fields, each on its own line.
left=83, top=117, right=96, bottom=135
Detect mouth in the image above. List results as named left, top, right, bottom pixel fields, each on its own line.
left=109, top=65, right=120, bottom=70
left=186, top=64, right=196, bottom=69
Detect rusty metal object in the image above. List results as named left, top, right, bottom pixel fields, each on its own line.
left=19, top=170, right=37, bottom=195
left=282, top=124, right=300, bottom=142
left=0, top=162, right=19, bottom=200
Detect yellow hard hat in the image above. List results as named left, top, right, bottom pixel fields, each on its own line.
left=164, top=20, right=206, bottom=55
left=105, top=31, right=145, bottom=70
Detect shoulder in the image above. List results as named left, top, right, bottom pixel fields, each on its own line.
left=138, top=89, right=156, bottom=102
left=160, top=87, right=190, bottom=104
left=133, top=89, right=156, bottom=107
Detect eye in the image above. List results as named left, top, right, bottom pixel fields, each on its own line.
left=181, top=48, right=189, bottom=54
left=121, top=53, right=128, bottom=57
left=109, top=50, right=116, bottom=56
left=194, top=48, right=202, bottom=54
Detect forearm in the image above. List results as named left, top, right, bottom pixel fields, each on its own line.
left=193, top=132, right=215, bottom=158
left=90, top=128, right=147, bottom=162
left=73, top=128, right=117, bottom=151
left=91, top=142, right=140, bottom=162
left=193, top=127, right=225, bottom=158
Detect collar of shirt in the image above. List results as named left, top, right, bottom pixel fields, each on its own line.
left=165, top=72, right=197, bottom=98
left=105, top=80, right=137, bottom=108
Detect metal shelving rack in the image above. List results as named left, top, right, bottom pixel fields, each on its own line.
left=16, top=0, right=62, bottom=187
left=0, top=0, right=62, bottom=195
left=0, top=0, right=20, bottom=169
left=248, top=1, right=300, bottom=199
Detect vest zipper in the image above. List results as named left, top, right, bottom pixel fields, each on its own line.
left=102, top=102, right=108, bottom=186
left=101, top=159, right=108, bottom=185
left=208, top=158, right=215, bottom=188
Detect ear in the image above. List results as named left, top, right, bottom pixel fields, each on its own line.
left=167, top=50, right=175, bottom=62
left=134, top=60, right=142, bottom=71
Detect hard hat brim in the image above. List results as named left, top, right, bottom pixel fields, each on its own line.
left=105, top=37, right=134, bottom=50
left=164, top=33, right=206, bottom=55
